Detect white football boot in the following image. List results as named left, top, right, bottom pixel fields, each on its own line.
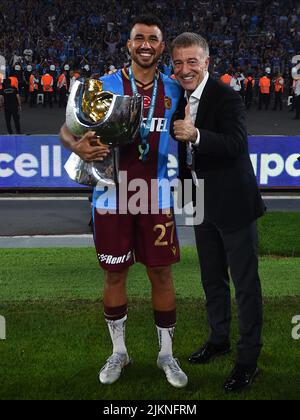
left=99, top=353, right=131, bottom=385
left=157, top=356, right=188, bottom=388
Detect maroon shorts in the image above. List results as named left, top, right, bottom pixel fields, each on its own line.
left=93, top=208, right=180, bottom=272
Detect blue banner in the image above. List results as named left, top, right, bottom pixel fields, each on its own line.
left=0, top=135, right=299, bottom=188
left=248, top=136, right=300, bottom=187
left=169, top=135, right=300, bottom=187
left=0, top=135, right=86, bottom=188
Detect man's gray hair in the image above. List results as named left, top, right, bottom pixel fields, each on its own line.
left=171, top=32, right=210, bottom=57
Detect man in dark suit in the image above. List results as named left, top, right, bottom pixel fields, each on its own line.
left=171, top=33, right=266, bottom=393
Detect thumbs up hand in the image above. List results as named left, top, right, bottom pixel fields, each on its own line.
left=173, top=103, right=198, bottom=143
left=184, top=103, right=193, bottom=122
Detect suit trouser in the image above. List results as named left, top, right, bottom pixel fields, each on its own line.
left=194, top=221, right=263, bottom=365
left=4, top=108, right=21, bottom=134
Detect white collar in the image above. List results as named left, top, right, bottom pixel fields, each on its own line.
left=185, top=72, right=209, bottom=101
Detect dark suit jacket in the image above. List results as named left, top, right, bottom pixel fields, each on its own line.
left=172, top=76, right=266, bottom=232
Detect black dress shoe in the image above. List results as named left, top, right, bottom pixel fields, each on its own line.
left=224, top=364, right=259, bottom=393
left=188, top=342, right=231, bottom=364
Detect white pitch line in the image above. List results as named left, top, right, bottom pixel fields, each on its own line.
left=262, top=196, right=300, bottom=200
left=0, top=195, right=299, bottom=201
left=0, top=234, right=95, bottom=248
left=0, top=234, right=93, bottom=239
left=0, top=196, right=89, bottom=201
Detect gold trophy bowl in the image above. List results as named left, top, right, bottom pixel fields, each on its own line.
left=64, top=77, right=143, bottom=187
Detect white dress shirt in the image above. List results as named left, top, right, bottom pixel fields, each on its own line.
left=184, top=71, right=209, bottom=185
left=185, top=71, right=210, bottom=146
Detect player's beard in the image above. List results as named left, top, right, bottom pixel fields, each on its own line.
left=131, top=48, right=160, bottom=69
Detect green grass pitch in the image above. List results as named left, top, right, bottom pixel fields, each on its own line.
left=0, top=212, right=299, bottom=400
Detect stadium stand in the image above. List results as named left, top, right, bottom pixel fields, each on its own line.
left=0, top=0, right=299, bottom=110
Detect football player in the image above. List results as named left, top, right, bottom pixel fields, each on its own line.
left=60, top=15, right=187, bottom=388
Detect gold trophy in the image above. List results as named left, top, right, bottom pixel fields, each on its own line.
left=65, top=78, right=143, bottom=186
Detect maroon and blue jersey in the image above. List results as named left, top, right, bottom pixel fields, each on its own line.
left=93, top=68, right=181, bottom=211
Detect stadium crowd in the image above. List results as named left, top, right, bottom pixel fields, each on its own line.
left=0, top=0, right=299, bottom=112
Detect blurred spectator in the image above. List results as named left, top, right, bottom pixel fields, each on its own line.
left=220, top=71, right=232, bottom=85
left=0, top=0, right=298, bottom=113
left=57, top=69, right=68, bottom=108
left=0, top=0, right=298, bottom=79
left=0, top=78, right=22, bottom=134
left=82, top=64, right=91, bottom=78
left=49, top=64, right=58, bottom=104
left=244, top=73, right=256, bottom=109
left=29, top=70, right=39, bottom=107
left=272, top=73, right=285, bottom=110
left=259, top=72, right=271, bottom=110
left=230, top=72, right=243, bottom=94
left=69, top=69, right=81, bottom=93
left=9, top=75, right=19, bottom=90
left=24, top=64, right=33, bottom=104
left=293, top=77, right=300, bottom=119
left=41, top=71, right=54, bottom=108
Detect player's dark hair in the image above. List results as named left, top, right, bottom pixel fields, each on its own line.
left=130, top=15, right=164, bottom=39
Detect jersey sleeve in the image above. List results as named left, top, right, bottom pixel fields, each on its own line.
left=100, top=70, right=124, bottom=96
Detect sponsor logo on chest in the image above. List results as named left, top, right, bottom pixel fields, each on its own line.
left=142, top=117, right=168, bottom=133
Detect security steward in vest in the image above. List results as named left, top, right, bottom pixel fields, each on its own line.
left=29, top=70, right=39, bottom=107
left=41, top=70, right=54, bottom=108
left=57, top=70, right=68, bottom=108
left=272, top=73, right=284, bottom=111
left=220, top=71, right=232, bottom=86
left=258, top=72, right=271, bottom=110
left=244, top=73, right=255, bottom=110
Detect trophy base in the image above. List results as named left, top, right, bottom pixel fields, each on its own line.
left=64, top=151, right=118, bottom=187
